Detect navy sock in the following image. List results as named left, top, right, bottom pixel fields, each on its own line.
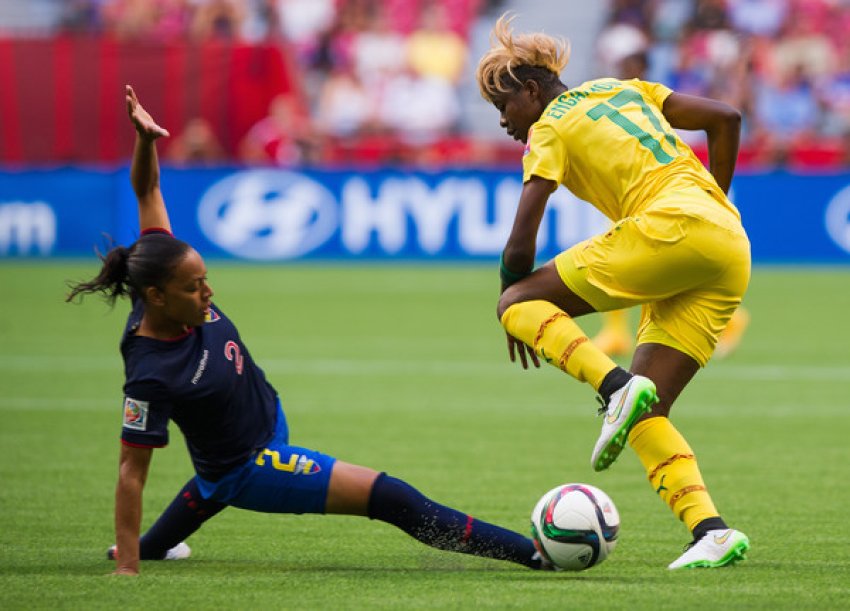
left=367, top=473, right=542, bottom=569
left=138, top=478, right=226, bottom=559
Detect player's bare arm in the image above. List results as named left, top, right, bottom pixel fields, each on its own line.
left=126, top=85, right=171, bottom=233
left=500, top=175, right=556, bottom=370
left=661, top=92, right=741, bottom=194
left=503, top=175, right=556, bottom=276
left=113, top=444, right=153, bottom=575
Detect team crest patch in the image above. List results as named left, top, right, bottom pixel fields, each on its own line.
left=296, top=454, right=322, bottom=475
left=205, top=307, right=221, bottom=323
left=123, top=397, right=149, bottom=431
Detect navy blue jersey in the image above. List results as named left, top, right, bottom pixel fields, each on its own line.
left=120, top=296, right=278, bottom=481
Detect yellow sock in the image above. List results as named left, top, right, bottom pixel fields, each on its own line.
left=500, top=300, right=617, bottom=390
left=628, top=417, right=719, bottom=532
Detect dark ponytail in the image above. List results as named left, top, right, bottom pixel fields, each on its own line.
left=66, top=233, right=191, bottom=306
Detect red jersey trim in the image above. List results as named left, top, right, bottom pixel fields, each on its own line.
left=159, top=327, right=195, bottom=342
left=121, top=439, right=167, bottom=449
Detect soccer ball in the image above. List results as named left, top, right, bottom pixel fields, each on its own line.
left=530, top=483, right=620, bottom=571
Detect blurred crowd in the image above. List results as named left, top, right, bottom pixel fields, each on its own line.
left=3, top=0, right=850, bottom=168
left=598, top=0, right=850, bottom=167
left=27, top=0, right=487, bottom=167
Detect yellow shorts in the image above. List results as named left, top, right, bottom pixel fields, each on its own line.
left=554, top=188, right=751, bottom=366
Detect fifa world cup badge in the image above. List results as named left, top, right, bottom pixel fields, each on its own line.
left=123, top=397, right=149, bottom=431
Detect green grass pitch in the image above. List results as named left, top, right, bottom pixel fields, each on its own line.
left=1, top=263, right=849, bottom=609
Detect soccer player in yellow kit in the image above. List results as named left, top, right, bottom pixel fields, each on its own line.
left=591, top=52, right=751, bottom=361
left=476, top=15, right=751, bottom=569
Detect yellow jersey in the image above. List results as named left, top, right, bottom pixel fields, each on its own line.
left=522, top=78, right=740, bottom=222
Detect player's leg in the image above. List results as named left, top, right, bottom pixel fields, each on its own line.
left=627, top=343, right=749, bottom=568
left=713, top=305, right=750, bottom=360
left=325, top=461, right=548, bottom=569
left=625, top=211, right=751, bottom=567
left=213, top=424, right=548, bottom=570
left=589, top=223, right=634, bottom=357
left=498, top=263, right=638, bottom=401
left=498, top=260, right=656, bottom=472
left=107, top=478, right=226, bottom=561
left=592, top=309, right=633, bottom=357
left=629, top=342, right=720, bottom=534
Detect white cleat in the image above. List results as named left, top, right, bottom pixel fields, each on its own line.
left=164, top=541, right=192, bottom=560
left=532, top=550, right=559, bottom=571
left=668, top=529, right=750, bottom=569
left=591, top=375, right=658, bottom=472
left=107, top=541, right=191, bottom=561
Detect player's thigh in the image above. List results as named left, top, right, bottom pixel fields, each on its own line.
left=224, top=444, right=338, bottom=514
left=569, top=221, right=694, bottom=300
left=554, top=251, right=641, bottom=315
left=637, top=290, right=741, bottom=367
left=498, top=261, right=597, bottom=318
left=499, top=214, right=690, bottom=318
left=325, top=462, right=380, bottom=516
left=636, top=226, right=750, bottom=366
left=560, top=209, right=745, bottom=304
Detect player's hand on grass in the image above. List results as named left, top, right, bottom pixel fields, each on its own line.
left=506, top=332, right=540, bottom=369
left=125, top=85, right=169, bottom=141
left=110, top=546, right=139, bottom=576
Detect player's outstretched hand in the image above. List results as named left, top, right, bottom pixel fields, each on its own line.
left=506, top=332, right=540, bottom=370
left=125, top=85, right=169, bottom=141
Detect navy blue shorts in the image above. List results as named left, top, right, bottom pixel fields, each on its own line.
left=195, top=405, right=337, bottom=514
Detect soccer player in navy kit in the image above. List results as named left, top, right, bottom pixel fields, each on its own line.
left=67, top=85, right=549, bottom=575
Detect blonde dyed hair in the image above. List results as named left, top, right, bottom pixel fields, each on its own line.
left=476, top=13, right=571, bottom=103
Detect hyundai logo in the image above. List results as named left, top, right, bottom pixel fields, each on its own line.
left=825, top=184, right=850, bottom=255
left=197, top=170, right=337, bottom=260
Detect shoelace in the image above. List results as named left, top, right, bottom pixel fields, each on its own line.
left=596, top=395, right=607, bottom=416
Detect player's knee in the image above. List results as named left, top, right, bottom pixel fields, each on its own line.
left=183, top=479, right=226, bottom=517
left=496, top=286, right=523, bottom=322
left=367, top=474, right=426, bottom=528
